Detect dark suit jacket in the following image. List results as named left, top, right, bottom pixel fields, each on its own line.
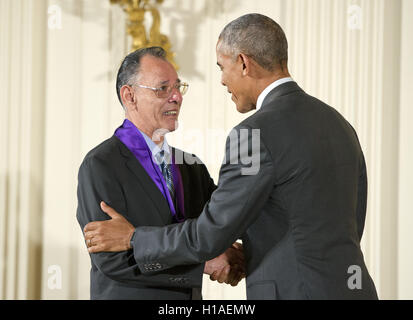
left=131, top=82, right=378, bottom=300
left=76, top=135, right=215, bottom=300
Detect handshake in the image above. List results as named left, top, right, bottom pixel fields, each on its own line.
left=84, top=202, right=246, bottom=287
left=203, top=242, right=246, bottom=287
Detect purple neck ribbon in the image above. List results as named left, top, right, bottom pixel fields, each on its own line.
left=114, top=119, right=185, bottom=222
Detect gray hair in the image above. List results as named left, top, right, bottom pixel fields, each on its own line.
left=115, top=46, right=167, bottom=107
left=218, top=13, right=288, bottom=71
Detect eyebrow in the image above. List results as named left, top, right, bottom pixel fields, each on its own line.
left=158, top=78, right=181, bottom=86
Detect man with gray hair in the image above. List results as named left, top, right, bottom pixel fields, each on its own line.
left=77, top=46, right=245, bottom=300
left=85, top=14, right=378, bottom=299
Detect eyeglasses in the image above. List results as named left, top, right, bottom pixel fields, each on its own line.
left=134, top=82, right=189, bottom=98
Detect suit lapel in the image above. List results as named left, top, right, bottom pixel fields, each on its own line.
left=176, top=157, right=201, bottom=219
left=115, top=137, right=172, bottom=225
left=176, top=162, right=189, bottom=218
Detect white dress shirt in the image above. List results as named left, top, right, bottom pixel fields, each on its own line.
left=256, top=77, right=294, bottom=111
left=139, top=129, right=171, bottom=167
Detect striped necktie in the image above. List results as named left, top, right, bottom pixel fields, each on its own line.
left=158, top=150, right=175, bottom=201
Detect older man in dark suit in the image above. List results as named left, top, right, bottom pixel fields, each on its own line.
left=85, top=14, right=378, bottom=300
left=77, top=47, right=244, bottom=300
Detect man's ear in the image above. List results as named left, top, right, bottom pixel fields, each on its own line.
left=120, top=85, right=137, bottom=110
left=238, top=53, right=252, bottom=76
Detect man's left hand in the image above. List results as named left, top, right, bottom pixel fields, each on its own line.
left=83, top=201, right=135, bottom=253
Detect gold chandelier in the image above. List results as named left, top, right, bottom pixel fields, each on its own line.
left=110, top=0, right=178, bottom=69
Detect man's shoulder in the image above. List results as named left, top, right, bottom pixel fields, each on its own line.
left=81, top=135, right=122, bottom=168
left=239, top=95, right=301, bottom=129
left=240, top=87, right=345, bottom=130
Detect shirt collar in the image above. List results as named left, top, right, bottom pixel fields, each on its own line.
left=138, top=129, right=170, bottom=158
left=256, top=77, right=294, bottom=111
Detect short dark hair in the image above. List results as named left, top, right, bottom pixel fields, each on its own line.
left=218, top=13, right=288, bottom=71
left=115, top=46, right=167, bottom=107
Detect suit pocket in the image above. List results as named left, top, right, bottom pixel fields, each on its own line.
left=247, top=281, right=278, bottom=300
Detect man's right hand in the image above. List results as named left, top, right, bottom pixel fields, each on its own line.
left=204, top=242, right=246, bottom=286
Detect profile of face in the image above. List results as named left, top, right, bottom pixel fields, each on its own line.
left=216, top=41, right=255, bottom=113
left=121, top=55, right=183, bottom=141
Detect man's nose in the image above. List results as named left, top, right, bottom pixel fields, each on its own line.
left=169, top=87, right=182, bottom=103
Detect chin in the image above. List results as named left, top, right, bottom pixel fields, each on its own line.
left=165, top=119, right=179, bottom=132
left=236, top=104, right=255, bottom=114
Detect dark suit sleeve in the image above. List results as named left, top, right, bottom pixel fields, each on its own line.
left=349, top=125, right=368, bottom=241
left=356, top=152, right=368, bottom=241
left=76, top=156, right=204, bottom=288
left=206, top=169, right=217, bottom=196
left=132, top=125, right=275, bottom=273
